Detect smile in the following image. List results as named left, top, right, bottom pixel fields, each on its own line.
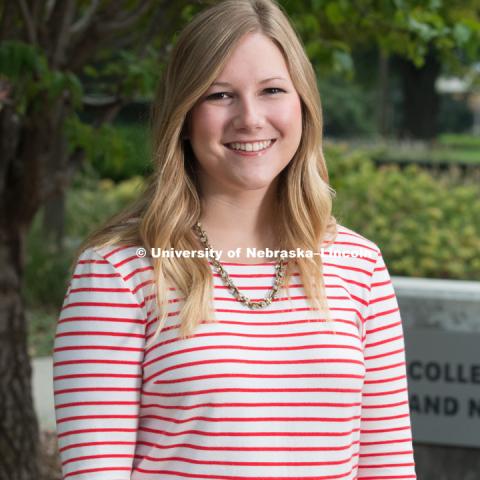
left=225, top=139, right=276, bottom=156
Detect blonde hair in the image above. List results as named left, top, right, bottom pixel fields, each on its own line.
left=74, top=0, right=338, bottom=345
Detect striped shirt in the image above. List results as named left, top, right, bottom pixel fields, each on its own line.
left=53, top=224, right=416, bottom=479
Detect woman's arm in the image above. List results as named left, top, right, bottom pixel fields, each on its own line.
left=357, top=251, right=417, bottom=479
left=53, top=247, right=146, bottom=480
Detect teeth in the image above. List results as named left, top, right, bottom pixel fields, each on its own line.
left=228, top=140, right=273, bottom=152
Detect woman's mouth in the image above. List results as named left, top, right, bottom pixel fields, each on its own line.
left=224, top=139, right=276, bottom=156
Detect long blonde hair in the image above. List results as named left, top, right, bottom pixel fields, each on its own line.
left=74, top=0, right=338, bottom=345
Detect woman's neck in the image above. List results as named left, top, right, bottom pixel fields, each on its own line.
left=197, top=183, right=280, bottom=261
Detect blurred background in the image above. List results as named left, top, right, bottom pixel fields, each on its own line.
left=0, top=1, right=479, bottom=479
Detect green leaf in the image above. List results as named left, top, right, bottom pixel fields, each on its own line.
left=453, top=23, right=472, bottom=45
left=325, top=2, right=344, bottom=25
left=332, top=50, right=353, bottom=75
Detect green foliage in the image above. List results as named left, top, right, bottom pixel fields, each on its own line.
left=26, top=307, right=59, bottom=357
left=66, top=117, right=151, bottom=181
left=23, top=213, right=74, bottom=309
left=0, top=40, right=82, bottom=113
left=66, top=172, right=145, bottom=240
left=284, top=0, right=480, bottom=75
left=319, top=75, right=376, bottom=136
left=82, top=46, right=161, bottom=99
left=438, top=93, right=474, bottom=133
left=113, top=122, right=152, bottom=177
left=371, top=142, right=480, bottom=167
left=326, top=143, right=480, bottom=280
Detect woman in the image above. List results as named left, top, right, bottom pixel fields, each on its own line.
left=53, top=0, right=417, bottom=479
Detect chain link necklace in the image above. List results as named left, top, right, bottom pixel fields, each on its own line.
left=192, top=221, right=287, bottom=310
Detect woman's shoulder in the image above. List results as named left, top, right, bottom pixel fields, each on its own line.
left=330, top=223, right=382, bottom=257
left=319, top=223, right=383, bottom=275
left=77, top=242, right=154, bottom=301
left=79, top=242, right=151, bottom=265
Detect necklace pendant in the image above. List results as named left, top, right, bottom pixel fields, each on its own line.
left=193, top=221, right=285, bottom=310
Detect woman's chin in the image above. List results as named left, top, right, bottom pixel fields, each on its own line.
left=229, top=177, right=276, bottom=192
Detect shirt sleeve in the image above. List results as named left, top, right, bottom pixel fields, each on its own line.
left=53, top=247, right=146, bottom=480
left=357, top=251, right=417, bottom=479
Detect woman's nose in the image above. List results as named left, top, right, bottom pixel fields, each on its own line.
left=232, top=95, right=266, bottom=130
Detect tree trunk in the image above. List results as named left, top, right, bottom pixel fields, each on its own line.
left=377, top=49, right=391, bottom=137
left=0, top=4, right=186, bottom=478
left=41, top=99, right=70, bottom=253
left=0, top=102, right=42, bottom=480
left=396, top=47, right=442, bottom=140
left=42, top=192, right=66, bottom=251
left=0, top=228, right=40, bottom=480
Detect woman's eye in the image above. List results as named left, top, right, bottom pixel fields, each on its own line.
left=206, top=92, right=231, bottom=100
left=206, top=88, right=285, bottom=101
left=264, top=87, right=285, bottom=95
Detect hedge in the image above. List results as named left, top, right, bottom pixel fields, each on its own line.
left=326, top=143, right=480, bottom=280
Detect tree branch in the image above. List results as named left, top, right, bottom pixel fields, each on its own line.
left=0, top=2, right=17, bottom=41
left=66, top=0, right=155, bottom=72
left=44, top=0, right=57, bottom=23
left=49, top=0, right=76, bottom=68
left=0, top=105, right=21, bottom=201
left=17, top=0, right=37, bottom=44
left=82, top=94, right=128, bottom=127
left=137, top=0, right=190, bottom=60
left=31, top=0, right=48, bottom=26
left=136, top=0, right=170, bottom=58
left=110, top=30, right=143, bottom=50
left=64, top=148, right=85, bottom=188
left=70, top=0, right=101, bottom=37
left=102, top=0, right=153, bottom=33
left=67, top=26, right=110, bottom=73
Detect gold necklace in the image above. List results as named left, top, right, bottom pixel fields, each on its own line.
left=192, top=221, right=287, bottom=310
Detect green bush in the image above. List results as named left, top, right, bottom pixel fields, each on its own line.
left=66, top=170, right=144, bottom=240
left=373, top=145, right=480, bottom=167
left=24, top=213, right=74, bottom=309
left=326, top=142, right=480, bottom=280
left=319, top=75, right=377, bottom=137
left=91, top=122, right=152, bottom=180
left=67, top=118, right=152, bottom=181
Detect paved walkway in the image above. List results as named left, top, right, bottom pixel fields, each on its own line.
left=32, top=356, right=56, bottom=430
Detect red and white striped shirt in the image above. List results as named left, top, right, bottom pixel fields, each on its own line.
left=53, top=224, right=416, bottom=479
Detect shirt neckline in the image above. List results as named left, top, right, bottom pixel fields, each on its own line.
left=208, top=259, right=286, bottom=267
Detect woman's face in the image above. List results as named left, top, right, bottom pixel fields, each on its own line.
left=187, top=32, right=303, bottom=195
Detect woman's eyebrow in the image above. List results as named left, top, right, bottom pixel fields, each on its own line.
left=211, top=76, right=287, bottom=87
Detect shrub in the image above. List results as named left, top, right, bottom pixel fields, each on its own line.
left=326, top=142, right=480, bottom=280
left=67, top=118, right=152, bottom=181
left=66, top=171, right=144, bottom=241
